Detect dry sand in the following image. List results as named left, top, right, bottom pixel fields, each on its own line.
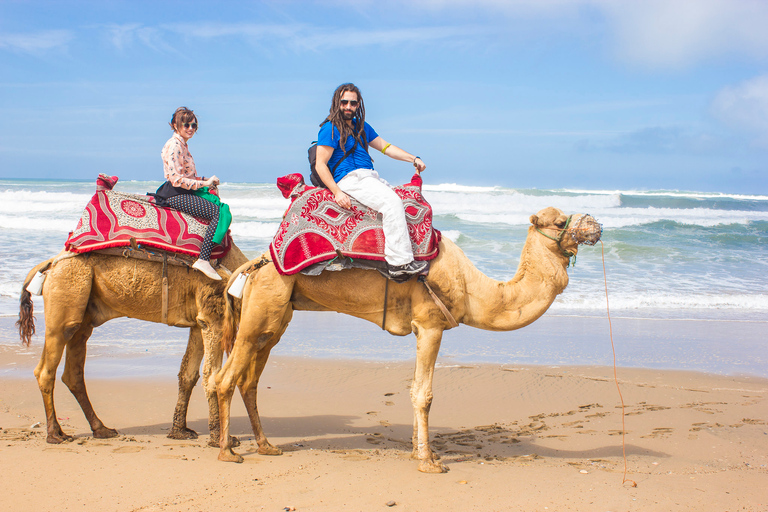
left=1, top=344, right=766, bottom=512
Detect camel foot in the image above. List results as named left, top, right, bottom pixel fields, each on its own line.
left=46, top=432, right=74, bottom=444
left=218, top=448, right=244, bottom=463
left=418, top=459, right=448, bottom=473
left=207, top=435, right=240, bottom=448
left=167, top=427, right=199, bottom=440
left=257, top=443, right=282, bottom=456
left=93, top=426, right=119, bottom=439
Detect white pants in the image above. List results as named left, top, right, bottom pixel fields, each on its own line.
left=338, top=169, right=414, bottom=266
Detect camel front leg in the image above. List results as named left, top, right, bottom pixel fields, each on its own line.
left=168, top=327, right=203, bottom=440
left=410, top=326, right=446, bottom=473
left=60, top=323, right=118, bottom=439
left=198, top=325, right=241, bottom=448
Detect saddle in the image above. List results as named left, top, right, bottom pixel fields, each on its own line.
left=64, top=174, right=232, bottom=260
left=269, top=173, right=440, bottom=276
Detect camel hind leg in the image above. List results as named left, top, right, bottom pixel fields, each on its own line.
left=34, top=332, right=71, bottom=443
left=238, top=332, right=285, bottom=456
left=168, top=326, right=204, bottom=440
left=217, top=306, right=293, bottom=462
left=60, top=321, right=118, bottom=439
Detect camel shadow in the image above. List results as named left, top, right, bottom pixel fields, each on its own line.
left=121, top=413, right=667, bottom=465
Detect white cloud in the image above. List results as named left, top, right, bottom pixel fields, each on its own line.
left=367, top=0, right=768, bottom=68
left=161, top=22, right=483, bottom=52
left=597, top=0, right=768, bottom=68
left=712, top=74, right=768, bottom=147
left=0, top=29, right=73, bottom=54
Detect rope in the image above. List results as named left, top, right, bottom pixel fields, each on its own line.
left=601, top=240, right=637, bottom=488
left=420, top=277, right=459, bottom=328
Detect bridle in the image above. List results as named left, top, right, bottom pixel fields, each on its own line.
left=536, top=215, right=577, bottom=267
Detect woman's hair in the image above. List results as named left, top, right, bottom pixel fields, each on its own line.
left=169, top=107, right=198, bottom=131
left=321, top=83, right=367, bottom=149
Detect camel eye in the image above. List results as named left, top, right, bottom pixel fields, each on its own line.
left=554, top=219, right=566, bottom=228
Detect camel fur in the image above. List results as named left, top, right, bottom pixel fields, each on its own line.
left=215, top=207, right=600, bottom=473
left=17, top=243, right=248, bottom=445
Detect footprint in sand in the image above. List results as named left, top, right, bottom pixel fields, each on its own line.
left=641, top=427, right=674, bottom=439
left=43, top=446, right=77, bottom=453
left=113, top=446, right=144, bottom=453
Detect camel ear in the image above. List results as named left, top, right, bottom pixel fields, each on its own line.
left=529, top=215, right=539, bottom=226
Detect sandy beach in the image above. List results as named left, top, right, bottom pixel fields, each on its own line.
left=1, top=340, right=766, bottom=512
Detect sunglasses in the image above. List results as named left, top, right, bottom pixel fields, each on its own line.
left=182, top=122, right=198, bottom=130
left=340, top=100, right=359, bottom=107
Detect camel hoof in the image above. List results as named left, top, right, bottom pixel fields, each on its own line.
left=257, top=444, right=283, bottom=456
left=167, top=427, right=199, bottom=440
left=93, top=426, right=119, bottom=439
left=218, top=448, right=244, bottom=463
left=46, top=432, right=74, bottom=444
left=207, top=435, right=239, bottom=448
left=418, top=460, right=448, bottom=474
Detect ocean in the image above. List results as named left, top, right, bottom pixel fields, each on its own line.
left=1, top=178, right=767, bottom=377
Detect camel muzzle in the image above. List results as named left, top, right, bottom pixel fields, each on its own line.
left=568, top=214, right=602, bottom=245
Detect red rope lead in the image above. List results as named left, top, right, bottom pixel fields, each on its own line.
left=601, top=240, right=637, bottom=488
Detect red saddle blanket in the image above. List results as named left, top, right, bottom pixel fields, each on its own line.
left=270, top=173, right=440, bottom=275
left=64, top=174, right=232, bottom=259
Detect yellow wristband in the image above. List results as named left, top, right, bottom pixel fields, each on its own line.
left=381, top=143, right=392, bottom=154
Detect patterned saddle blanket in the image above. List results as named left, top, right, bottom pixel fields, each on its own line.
left=64, top=174, right=232, bottom=259
left=269, top=173, right=440, bottom=275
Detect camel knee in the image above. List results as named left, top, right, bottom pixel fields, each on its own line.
left=178, top=368, right=200, bottom=389
left=411, top=389, right=434, bottom=410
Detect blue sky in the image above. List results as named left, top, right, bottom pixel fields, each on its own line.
left=1, top=0, right=767, bottom=193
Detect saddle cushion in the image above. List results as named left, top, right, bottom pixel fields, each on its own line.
left=65, top=176, right=232, bottom=259
left=270, top=173, right=440, bottom=275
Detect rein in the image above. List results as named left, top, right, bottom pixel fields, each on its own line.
left=536, top=215, right=577, bottom=267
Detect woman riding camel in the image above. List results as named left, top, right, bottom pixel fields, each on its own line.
left=154, top=107, right=228, bottom=280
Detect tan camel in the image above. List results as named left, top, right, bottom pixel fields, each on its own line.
left=17, top=243, right=248, bottom=446
left=214, top=207, right=601, bottom=472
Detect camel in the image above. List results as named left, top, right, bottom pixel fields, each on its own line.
left=17, top=242, right=248, bottom=446
left=214, top=206, right=601, bottom=472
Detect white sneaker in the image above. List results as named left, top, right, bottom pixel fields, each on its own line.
left=192, top=259, right=222, bottom=280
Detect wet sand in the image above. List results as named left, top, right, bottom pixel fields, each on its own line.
left=1, top=343, right=766, bottom=511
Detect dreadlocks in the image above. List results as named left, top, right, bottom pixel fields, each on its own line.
left=321, top=83, right=367, bottom=150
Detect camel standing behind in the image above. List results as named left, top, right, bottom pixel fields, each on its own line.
left=215, top=207, right=601, bottom=472
left=18, top=243, right=248, bottom=445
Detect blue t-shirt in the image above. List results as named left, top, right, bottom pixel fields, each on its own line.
left=317, top=120, right=379, bottom=182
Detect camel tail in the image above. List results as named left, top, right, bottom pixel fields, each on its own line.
left=17, top=258, right=54, bottom=346
left=221, top=262, right=250, bottom=354
left=221, top=291, right=240, bottom=355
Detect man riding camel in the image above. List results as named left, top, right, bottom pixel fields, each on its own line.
left=313, top=83, right=428, bottom=278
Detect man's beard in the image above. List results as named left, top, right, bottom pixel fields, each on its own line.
left=342, top=110, right=354, bottom=120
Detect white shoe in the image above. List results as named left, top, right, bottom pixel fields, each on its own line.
left=192, top=259, right=222, bottom=280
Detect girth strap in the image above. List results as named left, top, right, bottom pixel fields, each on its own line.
left=161, top=252, right=169, bottom=325
left=381, top=278, right=389, bottom=330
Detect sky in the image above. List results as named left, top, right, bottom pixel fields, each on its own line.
left=1, top=0, right=767, bottom=193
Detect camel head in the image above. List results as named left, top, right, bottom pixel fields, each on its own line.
left=529, top=207, right=602, bottom=264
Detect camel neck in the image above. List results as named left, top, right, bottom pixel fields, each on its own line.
left=460, top=229, right=569, bottom=331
